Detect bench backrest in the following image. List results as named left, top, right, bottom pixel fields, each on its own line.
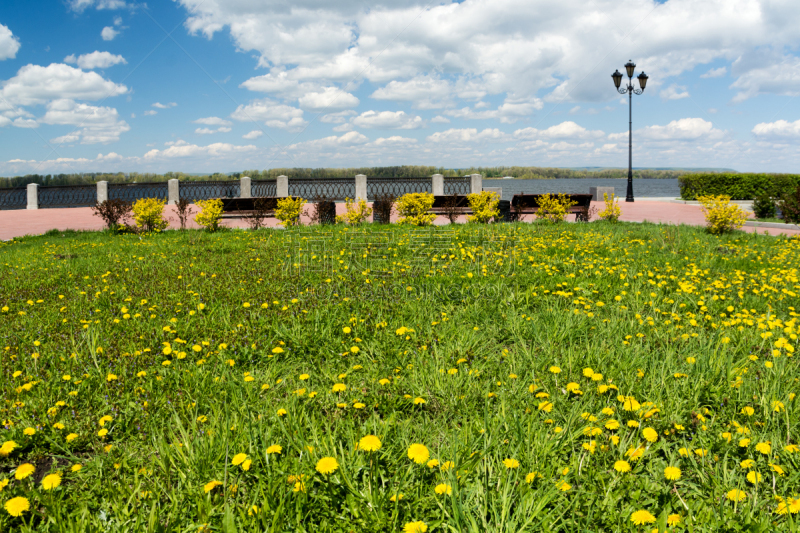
left=510, top=193, right=593, bottom=208
left=220, top=197, right=282, bottom=212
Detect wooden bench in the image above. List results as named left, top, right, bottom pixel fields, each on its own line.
left=510, top=194, right=592, bottom=222
left=218, top=197, right=279, bottom=218
left=428, top=195, right=513, bottom=222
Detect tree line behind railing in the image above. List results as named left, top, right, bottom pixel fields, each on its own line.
left=0, top=165, right=723, bottom=189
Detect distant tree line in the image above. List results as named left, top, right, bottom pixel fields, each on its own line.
left=0, top=166, right=732, bottom=188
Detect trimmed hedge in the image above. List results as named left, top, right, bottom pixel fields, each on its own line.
left=679, top=173, right=800, bottom=200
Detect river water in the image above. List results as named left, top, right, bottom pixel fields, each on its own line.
left=483, top=178, right=680, bottom=200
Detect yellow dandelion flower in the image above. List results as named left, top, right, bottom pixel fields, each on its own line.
left=727, top=489, right=746, bottom=502
left=14, top=463, right=35, bottom=480
left=232, top=453, right=247, bottom=466
left=503, top=458, right=520, bottom=469
left=266, top=444, right=282, bottom=455
left=403, top=521, right=428, bottom=533
left=746, top=471, right=762, bottom=484
left=667, top=514, right=681, bottom=526
left=358, top=435, right=382, bottom=452
left=0, top=441, right=19, bottom=457
left=407, top=443, right=430, bottom=464
left=434, top=483, right=452, bottom=495
left=204, top=480, right=222, bottom=493
left=755, top=442, right=771, bottom=455
left=614, top=460, right=631, bottom=473
left=4, top=496, right=29, bottom=517
left=630, top=510, right=656, bottom=526
left=41, top=473, right=62, bottom=490
left=642, top=427, right=658, bottom=443
left=413, top=397, right=426, bottom=405
left=316, top=456, right=339, bottom=475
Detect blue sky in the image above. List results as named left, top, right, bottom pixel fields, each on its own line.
left=0, top=0, right=799, bottom=176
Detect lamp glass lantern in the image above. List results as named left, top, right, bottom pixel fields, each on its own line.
left=637, top=72, right=648, bottom=90
left=612, top=70, right=623, bottom=89
left=624, top=60, right=636, bottom=78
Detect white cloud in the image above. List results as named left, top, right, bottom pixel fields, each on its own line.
left=13, top=118, right=39, bottom=128
left=152, top=102, right=177, bottom=109
left=514, top=121, right=605, bottom=140
left=69, top=0, right=126, bottom=11
left=569, top=106, right=581, bottom=114
left=298, top=87, right=360, bottom=112
left=320, top=110, right=357, bottom=124
left=701, top=66, right=727, bottom=78
left=730, top=53, right=800, bottom=102
left=431, top=115, right=450, bottom=124
left=101, top=26, right=119, bottom=41
left=0, top=63, right=128, bottom=106
left=144, top=142, right=257, bottom=159
left=426, top=128, right=508, bottom=143
left=610, top=118, right=726, bottom=142
left=288, top=131, right=369, bottom=150
left=242, top=130, right=263, bottom=139
left=230, top=99, right=307, bottom=132
left=371, top=76, right=453, bottom=109
left=352, top=110, right=424, bottom=129
left=144, top=110, right=157, bottom=116
left=195, top=126, right=231, bottom=135
left=42, top=99, right=130, bottom=144
left=752, top=119, right=800, bottom=138
left=659, top=84, right=690, bottom=100
left=194, top=116, right=231, bottom=126
left=0, top=24, right=21, bottom=60
left=65, top=51, right=127, bottom=69
left=371, top=136, right=418, bottom=146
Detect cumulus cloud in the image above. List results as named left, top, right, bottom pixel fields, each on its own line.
left=298, top=87, right=360, bottom=111
left=144, top=142, right=257, bottom=159
left=426, top=128, right=508, bottom=143
left=352, top=110, right=424, bottom=129
left=288, top=131, right=369, bottom=150
left=371, top=76, right=453, bottom=109
left=730, top=53, right=800, bottom=102
left=144, top=110, right=157, bottom=116
left=514, top=121, right=605, bottom=140
left=101, top=26, right=119, bottom=41
left=0, top=24, right=21, bottom=60
left=194, top=116, right=231, bottom=126
left=152, top=102, right=177, bottom=109
left=0, top=63, right=128, bottom=106
left=69, top=0, right=127, bottom=11
left=752, top=119, right=800, bottom=138
left=195, top=126, right=231, bottom=135
left=64, top=51, right=127, bottom=69
left=659, top=85, right=690, bottom=100
left=242, top=130, right=263, bottom=139
left=610, top=118, right=726, bottom=142
left=701, top=66, right=727, bottom=78
left=320, top=110, right=357, bottom=124
left=42, top=99, right=130, bottom=144
left=230, top=99, right=307, bottom=132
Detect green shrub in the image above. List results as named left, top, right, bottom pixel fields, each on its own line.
left=131, top=198, right=168, bottom=232
left=777, top=186, right=800, bottom=224
left=396, top=193, right=436, bottom=226
left=679, top=173, right=800, bottom=200
left=466, top=191, right=500, bottom=223
left=752, top=195, right=776, bottom=219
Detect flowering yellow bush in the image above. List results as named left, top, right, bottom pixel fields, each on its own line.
left=396, top=192, right=436, bottom=226
left=194, top=199, right=224, bottom=231
left=467, top=191, right=500, bottom=223
left=275, top=197, right=306, bottom=227
left=536, top=193, right=577, bottom=223
left=598, top=192, right=621, bottom=222
left=698, top=195, right=748, bottom=234
left=336, top=197, right=372, bottom=224
left=131, top=198, right=168, bottom=232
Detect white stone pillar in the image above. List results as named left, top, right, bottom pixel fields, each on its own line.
left=355, top=174, right=367, bottom=201
left=97, top=181, right=108, bottom=203
left=277, top=175, right=289, bottom=197
left=240, top=176, right=252, bottom=198
left=168, top=179, right=180, bottom=205
left=432, top=174, right=444, bottom=196
left=26, top=183, right=38, bottom=210
left=470, top=173, right=482, bottom=194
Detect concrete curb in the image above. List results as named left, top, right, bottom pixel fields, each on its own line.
left=744, top=220, right=800, bottom=230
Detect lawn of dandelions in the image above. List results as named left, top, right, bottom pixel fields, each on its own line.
left=0, top=222, right=798, bottom=532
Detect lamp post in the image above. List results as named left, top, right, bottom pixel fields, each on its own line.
left=612, top=61, right=648, bottom=202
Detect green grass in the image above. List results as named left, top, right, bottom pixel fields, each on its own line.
left=0, top=222, right=799, bottom=532
left=754, top=217, right=790, bottom=224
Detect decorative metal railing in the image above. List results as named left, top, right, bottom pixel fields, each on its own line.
left=109, top=182, right=169, bottom=202
left=38, top=185, right=97, bottom=208
left=444, top=177, right=470, bottom=195
left=367, top=177, right=431, bottom=201
left=180, top=181, right=240, bottom=201
left=251, top=180, right=277, bottom=197
left=288, top=178, right=355, bottom=201
left=0, top=188, right=27, bottom=210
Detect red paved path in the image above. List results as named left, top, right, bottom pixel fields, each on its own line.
left=0, top=201, right=798, bottom=240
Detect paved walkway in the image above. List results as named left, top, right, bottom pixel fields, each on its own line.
left=1, top=201, right=798, bottom=240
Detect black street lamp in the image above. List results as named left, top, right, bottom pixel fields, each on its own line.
left=612, top=60, right=648, bottom=202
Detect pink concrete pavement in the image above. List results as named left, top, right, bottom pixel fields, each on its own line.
left=1, top=201, right=798, bottom=240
